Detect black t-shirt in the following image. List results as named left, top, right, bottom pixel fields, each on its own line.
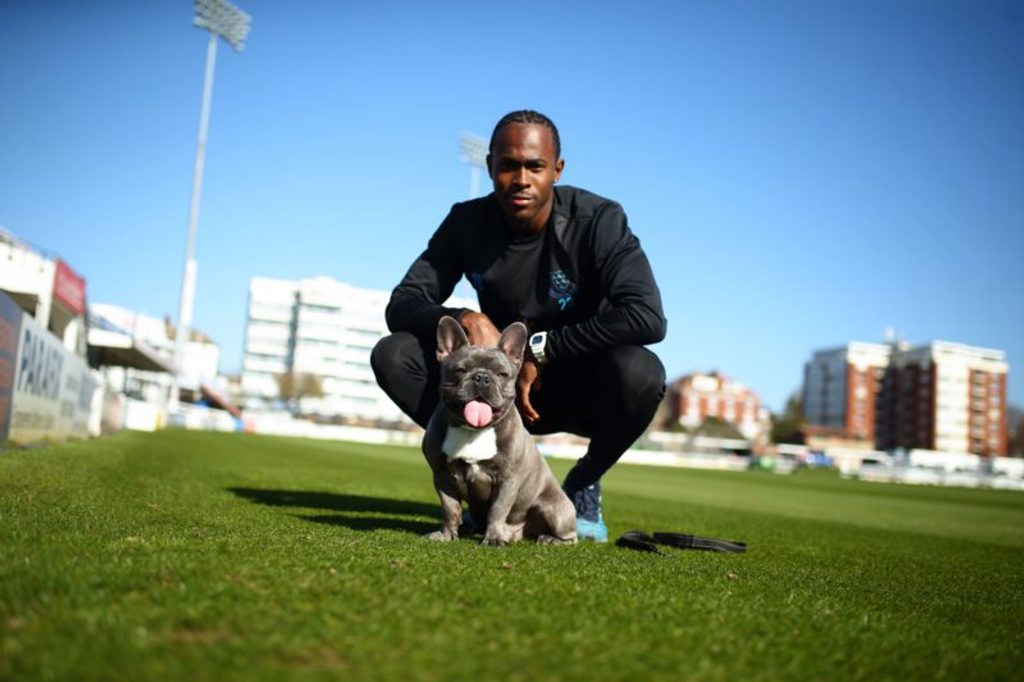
left=386, top=185, right=666, bottom=362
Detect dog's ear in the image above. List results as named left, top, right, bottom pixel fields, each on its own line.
left=497, top=322, right=528, bottom=366
left=436, top=316, right=469, bottom=361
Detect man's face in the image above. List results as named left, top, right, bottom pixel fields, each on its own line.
left=487, top=123, right=564, bottom=234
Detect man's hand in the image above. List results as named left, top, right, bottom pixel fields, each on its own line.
left=458, top=311, right=501, bottom=347
left=516, top=357, right=543, bottom=426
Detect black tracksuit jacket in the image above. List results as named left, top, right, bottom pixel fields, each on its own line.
left=385, top=185, right=667, bottom=363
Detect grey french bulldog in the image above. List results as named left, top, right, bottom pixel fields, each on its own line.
left=422, top=316, right=578, bottom=546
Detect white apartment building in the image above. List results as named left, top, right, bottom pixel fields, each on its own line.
left=240, top=277, right=296, bottom=399
left=241, top=276, right=476, bottom=422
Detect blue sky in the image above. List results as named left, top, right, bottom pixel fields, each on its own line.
left=2, top=0, right=1022, bottom=412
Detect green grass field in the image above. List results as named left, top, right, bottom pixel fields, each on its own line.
left=2, top=430, right=1022, bottom=681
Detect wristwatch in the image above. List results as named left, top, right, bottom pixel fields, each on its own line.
left=528, top=331, right=549, bottom=365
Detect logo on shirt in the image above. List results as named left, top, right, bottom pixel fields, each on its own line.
left=548, top=271, right=577, bottom=311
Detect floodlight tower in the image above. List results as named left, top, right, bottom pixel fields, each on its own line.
left=459, top=132, right=488, bottom=199
left=171, top=0, right=251, bottom=409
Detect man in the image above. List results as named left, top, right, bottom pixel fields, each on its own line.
left=372, top=110, right=666, bottom=542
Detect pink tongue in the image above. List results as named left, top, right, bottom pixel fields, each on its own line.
left=463, top=400, right=493, bottom=428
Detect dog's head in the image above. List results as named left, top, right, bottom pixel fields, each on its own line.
left=435, top=316, right=527, bottom=429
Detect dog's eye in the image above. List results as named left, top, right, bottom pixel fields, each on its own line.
left=445, top=369, right=466, bottom=383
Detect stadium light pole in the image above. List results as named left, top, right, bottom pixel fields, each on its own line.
left=453, top=132, right=489, bottom=303
left=171, top=0, right=251, bottom=410
left=459, top=132, right=488, bottom=199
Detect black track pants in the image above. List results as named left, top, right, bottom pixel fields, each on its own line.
left=371, top=332, right=666, bottom=489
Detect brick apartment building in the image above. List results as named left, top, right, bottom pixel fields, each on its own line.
left=664, top=371, right=769, bottom=444
left=803, top=341, right=1009, bottom=456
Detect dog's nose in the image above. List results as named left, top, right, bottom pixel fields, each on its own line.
left=472, top=371, right=491, bottom=388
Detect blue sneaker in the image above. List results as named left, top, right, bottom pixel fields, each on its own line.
left=566, top=482, right=608, bottom=543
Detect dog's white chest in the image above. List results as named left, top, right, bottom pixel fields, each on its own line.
left=442, top=425, right=497, bottom=463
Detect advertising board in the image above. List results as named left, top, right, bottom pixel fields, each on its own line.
left=9, top=310, right=99, bottom=443
left=53, top=259, right=86, bottom=316
left=0, top=292, right=23, bottom=441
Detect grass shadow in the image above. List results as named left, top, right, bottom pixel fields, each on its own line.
left=227, top=487, right=439, bottom=536
left=300, top=514, right=437, bottom=535
left=228, top=487, right=437, bottom=516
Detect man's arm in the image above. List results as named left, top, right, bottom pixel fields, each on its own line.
left=545, top=201, right=667, bottom=361
left=385, top=208, right=470, bottom=339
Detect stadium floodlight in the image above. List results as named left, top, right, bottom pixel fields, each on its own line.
left=170, top=0, right=251, bottom=410
left=193, top=0, right=251, bottom=52
left=459, top=132, right=488, bottom=198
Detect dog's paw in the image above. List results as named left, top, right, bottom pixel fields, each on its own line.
left=481, top=534, right=508, bottom=547
left=537, top=533, right=578, bottom=545
left=424, top=528, right=457, bottom=542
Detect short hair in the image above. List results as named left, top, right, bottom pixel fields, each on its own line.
left=488, top=110, right=561, bottom=159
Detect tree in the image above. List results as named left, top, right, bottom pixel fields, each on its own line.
left=275, top=372, right=325, bottom=411
left=1008, top=403, right=1024, bottom=457
left=771, top=392, right=805, bottom=444
left=696, top=416, right=744, bottom=440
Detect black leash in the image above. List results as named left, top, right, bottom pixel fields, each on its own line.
left=615, top=530, right=747, bottom=554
